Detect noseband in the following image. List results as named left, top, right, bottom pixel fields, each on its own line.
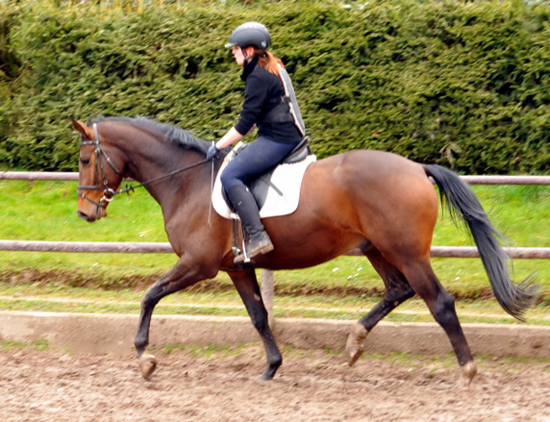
left=77, top=123, right=124, bottom=210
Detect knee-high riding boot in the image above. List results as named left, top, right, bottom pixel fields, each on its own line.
left=227, top=185, right=274, bottom=262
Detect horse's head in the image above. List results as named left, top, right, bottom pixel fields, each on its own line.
left=71, top=118, right=125, bottom=222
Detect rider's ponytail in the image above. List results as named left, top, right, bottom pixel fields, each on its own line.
left=255, top=49, right=283, bottom=76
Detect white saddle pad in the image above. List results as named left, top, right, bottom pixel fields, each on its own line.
left=212, top=144, right=316, bottom=220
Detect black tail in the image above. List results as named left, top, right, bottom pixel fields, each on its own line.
left=424, top=164, right=538, bottom=321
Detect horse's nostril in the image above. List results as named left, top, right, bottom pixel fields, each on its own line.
left=77, top=210, right=94, bottom=223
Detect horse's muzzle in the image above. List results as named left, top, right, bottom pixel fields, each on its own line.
left=78, top=209, right=108, bottom=222
left=78, top=210, right=96, bottom=222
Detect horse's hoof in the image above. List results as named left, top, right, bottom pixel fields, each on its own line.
left=346, top=345, right=363, bottom=367
left=259, top=373, right=272, bottom=383
left=459, top=361, right=477, bottom=387
left=260, top=364, right=279, bottom=381
left=345, top=323, right=368, bottom=367
left=139, top=353, right=157, bottom=380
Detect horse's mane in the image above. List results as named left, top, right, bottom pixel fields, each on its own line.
left=88, top=116, right=212, bottom=156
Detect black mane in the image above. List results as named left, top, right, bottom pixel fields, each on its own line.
left=88, top=116, right=212, bottom=155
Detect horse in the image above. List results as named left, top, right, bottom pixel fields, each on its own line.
left=70, top=116, right=537, bottom=385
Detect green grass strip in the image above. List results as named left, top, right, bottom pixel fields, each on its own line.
left=0, top=182, right=549, bottom=306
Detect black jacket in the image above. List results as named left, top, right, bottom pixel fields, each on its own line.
left=234, top=56, right=302, bottom=144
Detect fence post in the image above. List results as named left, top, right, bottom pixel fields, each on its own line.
left=260, top=269, right=274, bottom=327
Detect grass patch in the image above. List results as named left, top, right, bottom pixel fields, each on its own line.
left=364, top=350, right=550, bottom=369
left=0, top=180, right=549, bottom=309
left=162, top=344, right=187, bottom=355
left=0, top=339, right=49, bottom=352
left=1, top=282, right=549, bottom=325
left=183, top=344, right=245, bottom=359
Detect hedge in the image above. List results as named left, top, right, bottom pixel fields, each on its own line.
left=0, top=0, right=549, bottom=173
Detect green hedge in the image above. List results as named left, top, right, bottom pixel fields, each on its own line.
left=1, top=0, right=549, bottom=173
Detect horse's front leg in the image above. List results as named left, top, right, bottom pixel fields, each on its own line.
left=134, top=257, right=215, bottom=380
left=228, top=269, right=282, bottom=380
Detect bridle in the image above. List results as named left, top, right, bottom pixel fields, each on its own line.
left=77, top=123, right=124, bottom=210
left=77, top=123, right=211, bottom=211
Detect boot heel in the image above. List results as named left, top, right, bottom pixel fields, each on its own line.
left=247, top=231, right=274, bottom=259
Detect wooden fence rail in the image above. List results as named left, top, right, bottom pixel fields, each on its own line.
left=2, top=172, right=550, bottom=185
left=0, top=240, right=549, bottom=259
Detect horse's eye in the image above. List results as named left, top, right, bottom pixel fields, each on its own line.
left=81, top=158, right=90, bottom=166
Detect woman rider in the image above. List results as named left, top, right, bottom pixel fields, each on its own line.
left=206, top=22, right=305, bottom=263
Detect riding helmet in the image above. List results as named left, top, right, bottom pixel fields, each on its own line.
left=225, top=22, right=271, bottom=50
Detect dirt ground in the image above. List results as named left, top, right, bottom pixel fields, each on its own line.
left=1, top=345, right=550, bottom=422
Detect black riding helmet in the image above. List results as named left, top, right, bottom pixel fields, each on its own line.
left=225, top=22, right=271, bottom=50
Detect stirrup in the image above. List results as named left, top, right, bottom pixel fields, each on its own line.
left=234, top=239, right=251, bottom=264
left=233, top=252, right=249, bottom=265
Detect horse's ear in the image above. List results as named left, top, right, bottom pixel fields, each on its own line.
left=69, top=117, right=93, bottom=140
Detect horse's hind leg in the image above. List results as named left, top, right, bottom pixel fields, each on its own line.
left=346, top=247, right=415, bottom=366
left=228, top=269, right=282, bottom=380
left=403, top=260, right=477, bottom=385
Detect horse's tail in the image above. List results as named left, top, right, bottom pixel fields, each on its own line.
left=423, top=164, right=538, bottom=321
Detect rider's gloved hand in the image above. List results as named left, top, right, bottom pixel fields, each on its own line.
left=206, top=145, right=220, bottom=161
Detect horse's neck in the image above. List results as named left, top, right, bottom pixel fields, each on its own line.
left=120, top=138, right=210, bottom=214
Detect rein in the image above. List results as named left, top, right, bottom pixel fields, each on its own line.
left=77, top=123, right=210, bottom=209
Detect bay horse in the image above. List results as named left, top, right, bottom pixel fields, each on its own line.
left=71, top=116, right=537, bottom=385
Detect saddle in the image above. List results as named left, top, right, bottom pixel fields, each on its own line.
left=212, top=137, right=316, bottom=220
left=222, top=136, right=312, bottom=211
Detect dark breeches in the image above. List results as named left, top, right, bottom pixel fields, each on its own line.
left=220, top=136, right=297, bottom=191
